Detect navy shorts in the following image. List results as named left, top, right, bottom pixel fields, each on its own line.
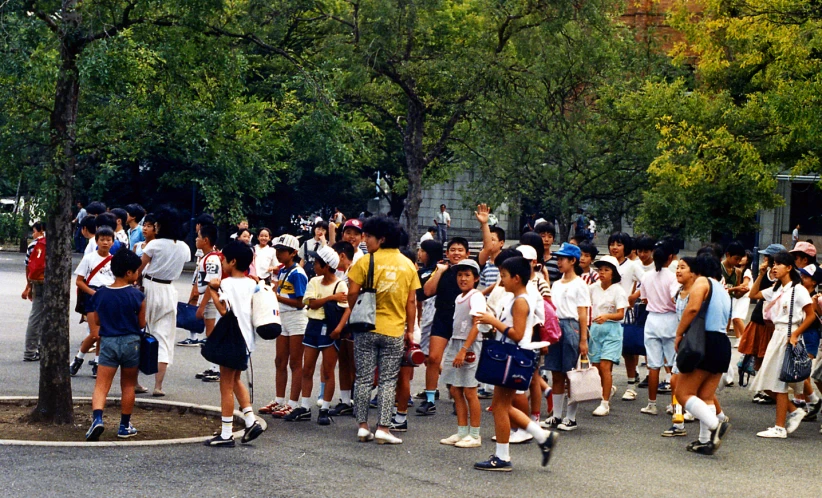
left=430, top=311, right=454, bottom=340
left=804, top=329, right=820, bottom=357
left=303, top=318, right=335, bottom=349
left=98, top=334, right=141, bottom=369
left=543, top=319, right=580, bottom=373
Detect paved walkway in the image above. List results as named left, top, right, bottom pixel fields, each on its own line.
left=0, top=252, right=820, bottom=497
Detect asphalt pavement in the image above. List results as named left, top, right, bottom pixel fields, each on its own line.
left=0, top=251, right=820, bottom=497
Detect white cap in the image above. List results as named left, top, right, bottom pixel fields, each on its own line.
left=453, top=258, right=481, bottom=274
left=273, top=234, right=299, bottom=251
left=308, top=245, right=340, bottom=270
left=516, top=245, right=538, bottom=261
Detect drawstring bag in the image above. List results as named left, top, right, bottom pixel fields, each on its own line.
left=202, top=300, right=249, bottom=371
left=349, top=254, right=376, bottom=332
left=779, top=286, right=812, bottom=383
left=621, top=302, right=648, bottom=356
left=567, top=357, right=603, bottom=404
left=252, top=283, right=282, bottom=340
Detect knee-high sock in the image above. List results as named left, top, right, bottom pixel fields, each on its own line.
left=684, top=397, right=718, bottom=431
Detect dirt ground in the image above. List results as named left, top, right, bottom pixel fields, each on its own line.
left=0, top=401, right=240, bottom=442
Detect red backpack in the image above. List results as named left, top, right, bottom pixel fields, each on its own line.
left=539, top=299, right=562, bottom=344
left=27, top=237, right=46, bottom=282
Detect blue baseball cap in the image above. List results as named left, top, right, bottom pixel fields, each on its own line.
left=758, top=244, right=787, bottom=256
left=554, top=242, right=582, bottom=260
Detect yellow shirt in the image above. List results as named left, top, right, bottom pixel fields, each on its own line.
left=348, top=248, right=421, bottom=337
left=303, top=276, right=348, bottom=320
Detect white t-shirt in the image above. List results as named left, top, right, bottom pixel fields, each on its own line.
left=550, top=277, right=591, bottom=320
left=74, top=251, right=115, bottom=287
left=590, top=282, right=629, bottom=321
left=219, top=277, right=257, bottom=353
left=793, top=228, right=800, bottom=242
left=420, top=232, right=434, bottom=243
left=762, top=282, right=812, bottom=326
left=497, top=292, right=536, bottom=347
left=143, top=239, right=191, bottom=281
left=254, top=245, right=278, bottom=280
left=115, top=230, right=129, bottom=245
left=84, top=238, right=97, bottom=256
left=616, top=258, right=643, bottom=295
left=303, top=276, right=349, bottom=321
left=197, top=252, right=222, bottom=294
left=452, top=289, right=487, bottom=340
left=639, top=261, right=655, bottom=274
left=352, top=248, right=364, bottom=264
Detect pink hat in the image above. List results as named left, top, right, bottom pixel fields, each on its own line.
left=343, top=219, right=363, bottom=232
left=790, top=241, right=817, bottom=258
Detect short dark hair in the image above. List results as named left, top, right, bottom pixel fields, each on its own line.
left=534, top=221, right=556, bottom=237
left=519, top=232, right=545, bottom=262
left=110, top=208, right=128, bottom=228
left=332, top=241, right=355, bottom=261
left=221, top=241, right=253, bottom=272
left=111, top=249, right=142, bottom=277
left=490, top=226, right=506, bottom=243
left=95, top=213, right=117, bottom=231
left=143, top=213, right=157, bottom=226
left=85, top=201, right=107, bottom=216
left=313, top=220, right=329, bottom=236
left=428, top=226, right=437, bottom=233
left=125, top=204, right=146, bottom=220
left=500, top=256, right=531, bottom=285
left=32, top=221, right=45, bottom=232
left=420, top=239, right=443, bottom=265
left=724, top=241, right=746, bottom=258
left=494, top=248, right=521, bottom=268
left=362, top=216, right=402, bottom=249
left=195, top=213, right=215, bottom=226
left=199, top=224, right=218, bottom=246
left=607, top=232, right=634, bottom=254
left=446, top=237, right=469, bottom=252
left=95, top=226, right=115, bottom=241
left=578, top=241, right=598, bottom=259
left=695, top=254, right=722, bottom=280
left=697, top=243, right=722, bottom=261
left=235, top=228, right=251, bottom=240
left=81, top=216, right=97, bottom=234
left=401, top=248, right=417, bottom=263
left=635, top=235, right=657, bottom=252
left=154, top=207, right=184, bottom=240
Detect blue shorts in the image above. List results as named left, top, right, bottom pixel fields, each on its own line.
left=303, top=319, right=334, bottom=349
left=544, top=319, right=580, bottom=373
left=588, top=321, right=622, bottom=364
left=98, top=334, right=141, bottom=369
left=804, top=329, right=820, bottom=357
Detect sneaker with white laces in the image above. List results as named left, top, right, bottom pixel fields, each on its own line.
left=557, top=419, right=578, bottom=431
left=661, top=425, right=687, bottom=437
left=540, top=416, right=561, bottom=429
left=592, top=403, right=610, bottom=417
left=641, top=403, right=659, bottom=415
left=786, top=408, right=807, bottom=434
left=455, top=435, right=482, bottom=448
left=757, top=426, right=787, bottom=438
left=375, top=429, right=402, bottom=444
left=283, top=406, right=311, bottom=422
left=622, top=389, right=637, bottom=401
left=440, top=433, right=465, bottom=445
left=474, top=454, right=513, bottom=472
left=117, top=423, right=138, bottom=439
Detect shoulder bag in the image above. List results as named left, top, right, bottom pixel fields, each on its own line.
left=779, top=286, right=812, bottom=383
left=676, top=280, right=713, bottom=374
left=176, top=302, right=205, bottom=333
left=348, top=254, right=376, bottom=333
left=139, top=327, right=159, bottom=375
left=475, top=320, right=538, bottom=390
left=201, top=298, right=249, bottom=371
left=323, top=281, right=347, bottom=334
left=622, top=302, right=648, bottom=356
left=567, top=356, right=603, bottom=403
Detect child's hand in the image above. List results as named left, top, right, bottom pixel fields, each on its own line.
left=437, top=263, right=448, bottom=273
left=319, top=234, right=327, bottom=245
left=209, top=279, right=221, bottom=290
left=474, top=204, right=490, bottom=225
left=330, top=327, right=342, bottom=340
left=579, top=341, right=589, bottom=358
left=332, top=291, right=347, bottom=303
left=476, top=311, right=496, bottom=325
left=593, top=315, right=607, bottom=325
left=759, top=260, right=770, bottom=273
left=453, top=349, right=466, bottom=368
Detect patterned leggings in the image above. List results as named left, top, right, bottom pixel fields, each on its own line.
left=353, top=331, right=404, bottom=426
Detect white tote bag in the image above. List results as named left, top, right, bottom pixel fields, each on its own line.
left=567, top=357, right=603, bottom=404
left=348, top=254, right=377, bottom=332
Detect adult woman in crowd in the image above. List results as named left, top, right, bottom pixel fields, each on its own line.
left=347, top=216, right=420, bottom=444
left=138, top=207, right=191, bottom=396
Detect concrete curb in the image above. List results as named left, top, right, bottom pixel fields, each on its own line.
left=0, top=396, right=267, bottom=447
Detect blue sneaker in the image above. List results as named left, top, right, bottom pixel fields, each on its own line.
left=117, top=423, right=138, bottom=439
left=369, top=396, right=378, bottom=408
left=474, top=454, right=513, bottom=472
left=86, top=418, right=104, bottom=441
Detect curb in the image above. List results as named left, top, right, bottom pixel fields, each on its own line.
left=0, top=396, right=267, bottom=447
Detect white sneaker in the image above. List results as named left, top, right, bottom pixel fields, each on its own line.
left=592, top=403, right=610, bottom=417
left=316, top=398, right=323, bottom=407
left=786, top=408, right=807, bottom=434
left=757, top=426, right=787, bottom=439
left=454, top=435, right=482, bottom=448
left=357, top=428, right=374, bottom=442
left=622, top=389, right=637, bottom=401
left=509, top=429, right=534, bottom=444
left=440, top=433, right=464, bottom=445
left=640, top=403, right=659, bottom=415
left=684, top=411, right=695, bottom=422
left=610, top=385, right=618, bottom=399
left=375, top=429, right=402, bottom=444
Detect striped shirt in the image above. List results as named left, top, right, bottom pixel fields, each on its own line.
left=581, top=268, right=599, bottom=285
left=544, top=254, right=561, bottom=284
left=24, top=237, right=42, bottom=267
left=479, top=261, right=500, bottom=289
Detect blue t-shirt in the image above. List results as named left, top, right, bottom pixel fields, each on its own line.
left=87, top=285, right=145, bottom=337
left=276, top=263, right=308, bottom=312
left=128, top=224, right=145, bottom=251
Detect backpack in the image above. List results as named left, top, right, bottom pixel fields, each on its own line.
left=203, top=250, right=230, bottom=279
left=27, top=237, right=46, bottom=281
left=539, top=299, right=562, bottom=343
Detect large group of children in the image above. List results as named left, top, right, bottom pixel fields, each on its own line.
left=23, top=200, right=822, bottom=472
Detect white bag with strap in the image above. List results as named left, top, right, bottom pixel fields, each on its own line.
left=252, top=283, right=282, bottom=340
left=567, top=357, right=602, bottom=404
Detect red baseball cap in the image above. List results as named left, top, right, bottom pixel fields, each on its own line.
left=343, top=219, right=363, bottom=232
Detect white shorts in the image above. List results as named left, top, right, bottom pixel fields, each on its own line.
left=280, top=310, right=308, bottom=337
left=644, top=312, right=677, bottom=369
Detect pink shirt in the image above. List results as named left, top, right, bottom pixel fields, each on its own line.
left=639, top=268, right=678, bottom=314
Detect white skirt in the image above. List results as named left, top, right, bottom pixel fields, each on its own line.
left=732, top=296, right=751, bottom=321
left=145, top=278, right=179, bottom=365
left=750, top=323, right=804, bottom=394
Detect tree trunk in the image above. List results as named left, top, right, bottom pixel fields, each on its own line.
left=29, top=11, right=82, bottom=424
left=402, top=100, right=425, bottom=249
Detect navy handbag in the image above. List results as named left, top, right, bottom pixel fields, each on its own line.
left=475, top=329, right=537, bottom=390
left=176, top=302, right=205, bottom=333
left=621, top=303, right=648, bottom=356
left=139, top=331, right=159, bottom=375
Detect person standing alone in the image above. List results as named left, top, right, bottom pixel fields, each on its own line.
left=435, top=204, right=451, bottom=243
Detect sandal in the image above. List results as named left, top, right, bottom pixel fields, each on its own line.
left=134, top=385, right=149, bottom=394
left=152, top=389, right=166, bottom=397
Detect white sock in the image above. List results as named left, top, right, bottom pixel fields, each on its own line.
left=189, top=331, right=198, bottom=340
left=76, top=351, right=85, bottom=360
left=809, top=392, right=820, bottom=404
left=664, top=372, right=672, bottom=383
left=717, top=411, right=727, bottom=422
left=94, top=355, right=99, bottom=364
left=275, top=397, right=285, bottom=405
left=674, top=422, right=685, bottom=430
left=552, top=394, right=565, bottom=419
left=495, top=442, right=510, bottom=461
left=600, top=400, right=610, bottom=407
left=698, top=420, right=710, bottom=444
left=221, top=417, right=233, bottom=439
left=525, top=421, right=548, bottom=444
left=242, top=407, right=255, bottom=428
left=566, top=401, right=578, bottom=422
left=300, top=397, right=312, bottom=410
left=321, top=400, right=330, bottom=410
left=648, top=399, right=657, bottom=406
left=341, top=390, right=352, bottom=405
left=395, top=412, right=407, bottom=423
left=287, top=399, right=298, bottom=409
left=684, top=397, right=718, bottom=431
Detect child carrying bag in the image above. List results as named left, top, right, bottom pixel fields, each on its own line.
left=567, top=357, right=603, bottom=404
left=252, top=283, right=282, bottom=340
left=202, top=300, right=249, bottom=371
left=676, top=282, right=712, bottom=374
left=621, top=302, right=648, bottom=356
left=323, top=281, right=347, bottom=335
left=348, top=254, right=376, bottom=332
left=779, top=286, right=812, bottom=383
left=139, top=328, right=159, bottom=375
left=475, top=327, right=538, bottom=390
